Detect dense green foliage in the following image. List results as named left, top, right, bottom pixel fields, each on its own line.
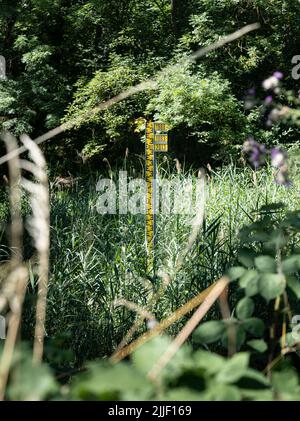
left=1, top=0, right=300, bottom=170
left=5, top=336, right=300, bottom=401
left=3, top=164, right=300, bottom=400
left=1, top=0, right=300, bottom=402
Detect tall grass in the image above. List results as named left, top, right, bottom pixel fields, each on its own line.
left=19, top=160, right=300, bottom=364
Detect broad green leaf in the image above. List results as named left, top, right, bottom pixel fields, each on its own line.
left=268, top=229, right=287, bottom=249
left=7, top=360, right=58, bottom=401
left=238, top=247, right=257, bottom=268
left=72, top=362, right=150, bottom=401
left=216, top=353, right=250, bottom=384
left=239, top=269, right=259, bottom=288
left=162, top=387, right=203, bottom=401
left=258, top=273, right=286, bottom=301
left=242, top=318, right=265, bottom=337
left=221, top=324, right=246, bottom=351
left=132, top=336, right=188, bottom=381
left=247, top=339, right=267, bottom=353
left=239, top=270, right=259, bottom=296
left=236, top=297, right=254, bottom=320
left=227, top=266, right=246, bottom=281
left=282, top=255, right=300, bottom=274
left=284, top=212, right=300, bottom=229
left=237, top=368, right=270, bottom=388
left=209, top=383, right=241, bottom=401
left=245, top=276, right=259, bottom=297
left=252, top=231, right=270, bottom=242
left=193, top=350, right=225, bottom=375
left=254, top=255, right=276, bottom=273
left=193, top=321, right=225, bottom=344
left=272, top=370, right=299, bottom=394
left=242, top=389, right=274, bottom=401
left=287, top=276, right=300, bottom=299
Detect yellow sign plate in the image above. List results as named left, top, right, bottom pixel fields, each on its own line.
left=154, top=134, right=168, bottom=142
left=154, top=144, right=168, bottom=152
left=153, top=122, right=169, bottom=152
left=153, top=123, right=169, bottom=132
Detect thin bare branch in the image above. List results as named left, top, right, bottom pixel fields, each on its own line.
left=20, top=134, right=50, bottom=364
left=111, top=281, right=217, bottom=363
left=0, top=267, right=28, bottom=401
left=218, top=287, right=236, bottom=357
left=0, top=132, right=26, bottom=400
left=114, top=298, right=156, bottom=322
left=147, top=277, right=230, bottom=381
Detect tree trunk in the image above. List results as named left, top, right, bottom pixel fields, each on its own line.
left=171, top=0, right=181, bottom=37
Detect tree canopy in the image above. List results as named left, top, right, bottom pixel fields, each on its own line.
left=1, top=0, right=300, bottom=170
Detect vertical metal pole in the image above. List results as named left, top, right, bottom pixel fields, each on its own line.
left=145, top=121, right=155, bottom=274
left=153, top=139, right=157, bottom=274
left=145, top=121, right=168, bottom=274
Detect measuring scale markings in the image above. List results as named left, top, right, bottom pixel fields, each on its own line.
left=145, top=121, right=169, bottom=273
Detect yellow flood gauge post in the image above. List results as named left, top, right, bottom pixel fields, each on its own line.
left=145, top=121, right=169, bottom=274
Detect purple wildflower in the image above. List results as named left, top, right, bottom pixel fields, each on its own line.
left=264, top=95, right=273, bottom=105
left=270, top=147, right=287, bottom=168
left=243, top=137, right=266, bottom=169
left=273, top=71, right=283, bottom=80
left=262, top=72, right=283, bottom=91
left=262, top=76, right=278, bottom=91
left=267, top=108, right=280, bottom=125
left=270, top=147, right=291, bottom=187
